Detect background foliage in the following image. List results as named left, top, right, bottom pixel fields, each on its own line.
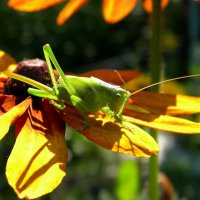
left=0, top=0, right=200, bottom=199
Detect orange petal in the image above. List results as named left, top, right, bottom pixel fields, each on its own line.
left=0, top=82, right=4, bottom=92
left=61, top=107, right=159, bottom=157
left=57, top=0, right=88, bottom=25
left=142, top=0, right=169, bottom=13
left=79, top=69, right=140, bottom=85
left=6, top=100, right=67, bottom=199
left=0, top=95, right=16, bottom=115
left=123, top=110, right=200, bottom=134
left=129, top=92, right=200, bottom=115
left=0, top=97, right=31, bottom=140
left=103, top=0, right=137, bottom=24
left=8, top=0, right=65, bottom=12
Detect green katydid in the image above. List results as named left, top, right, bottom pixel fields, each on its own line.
left=4, top=44, right=131, bottom=126
left=3, top=44, right=200, bottom=128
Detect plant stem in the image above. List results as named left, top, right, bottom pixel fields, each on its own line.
left=148, top=0, right=162, bottom=199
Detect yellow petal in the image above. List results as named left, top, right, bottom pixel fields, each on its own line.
left=0, top=98, right=31, bottom=140
left=8, top=0, right=65, bottom=12
left=129, top=92, right=200, bottom=115
left=142, top=0, right=169, bottom=13
left=123, top=110, right=200, bottom=134
left=0, top=50, right=17, bottom=78
left=57, top=0, right=88, bottom=25
left=0, top=50, right=16, bottom=70
left=61, top=107, right=159, bottom=157
left=103, top=0, right=137, bottom=24
left=6, top=100, right=67, bottom=199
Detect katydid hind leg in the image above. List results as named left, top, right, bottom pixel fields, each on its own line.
left=43, top=45, right=60, bottom=97
left=43, top=44, right=77, bottom=97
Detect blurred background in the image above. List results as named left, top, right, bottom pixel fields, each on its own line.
left=0, top=0, right=200, bottom=199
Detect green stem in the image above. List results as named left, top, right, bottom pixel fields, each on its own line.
left=148, top=0, right=162, bottom=199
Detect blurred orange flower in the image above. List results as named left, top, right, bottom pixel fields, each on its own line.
left=8, top=0, right=169, bottom=25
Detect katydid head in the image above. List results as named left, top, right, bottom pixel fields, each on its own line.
left=107, top=85, right=131, bottom=115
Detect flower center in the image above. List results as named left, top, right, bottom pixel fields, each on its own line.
left=4, top=59, right=52, bottom=97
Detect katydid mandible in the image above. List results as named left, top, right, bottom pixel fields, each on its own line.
left=3, top=44, right=200, bottom=127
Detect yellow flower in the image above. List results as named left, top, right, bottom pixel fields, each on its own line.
left=1, top=49, right=200, bottom=199
left=0, top=50, right=159, bottom=199
left=8, top=0, right=169, bottom=25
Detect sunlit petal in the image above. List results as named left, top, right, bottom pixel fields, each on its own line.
left=142, top=0, right=169, bottom=13
left=0, top=50, right=16, bottom=71
left=129, top=92, right=200, bottom=115
left=0, top=97, right=31, bottom=140
left=61, top=106, right=159, bottom=157
left=6, top=100, right=67, bottom=199
left=0, top=50, right=17, bottom=79
left=123, top=110, right=200, bottom=134
left=8, top=0, right=65, bottom=12
left=57, top=0, right=88, bottom=25
left=103, top=0, right=137, bottom=24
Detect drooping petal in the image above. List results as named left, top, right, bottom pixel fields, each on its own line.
left=142, top=0, right=169, bottom=13
left=57, top=0, right=88, bottom=25
left=80, top=69, right=140, bottom=85
left=129, top=91, right=200, bottom=115
left=123, top=110, right=200, bottom=134
left=0, top=97, right=31, bottom=140
left=61, top=106, right=159, bottom=157
left=103, top=0, right=137, bottom=24
left=8, top=0, right=65, bottom=12
left=6, top=99, right=67, bottom=199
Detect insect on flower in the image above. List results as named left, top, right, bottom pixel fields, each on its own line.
left=3, top=44, right=200, bottom=130
left=3, top=44, right=132, bottom=129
